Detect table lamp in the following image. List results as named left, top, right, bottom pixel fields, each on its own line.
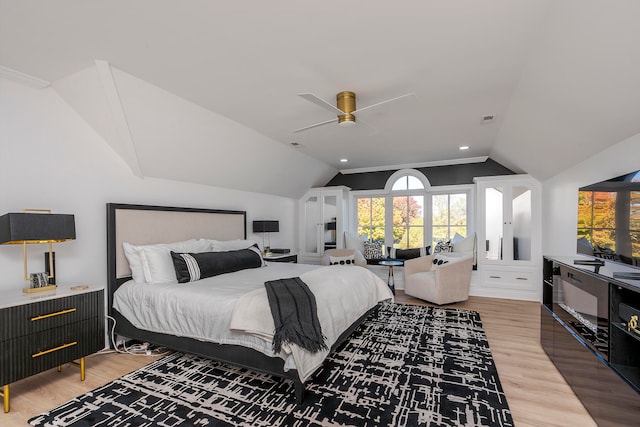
left=252, top=220, right=279, bottom=256
left=0, top=209, right=76, bottom=292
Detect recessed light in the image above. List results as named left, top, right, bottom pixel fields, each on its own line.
left=459, top=146, right=470, bottom=151
left=339, top=158, right=349, bottom=163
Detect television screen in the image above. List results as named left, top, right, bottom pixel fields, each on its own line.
left=577, top=169, right=640, bottom=269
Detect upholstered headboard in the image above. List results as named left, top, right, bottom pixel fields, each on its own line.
left=106, top=203, right=247, bottom=313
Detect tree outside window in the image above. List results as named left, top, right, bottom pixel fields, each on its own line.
left=393, top=195, right=424, bottom=249
left=577, top=190, right=617, bottom=252
left=432, top=193, right=467, bottom=247
left=357, top=197, right=385, bottom=243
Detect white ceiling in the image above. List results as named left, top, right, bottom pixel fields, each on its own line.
left=1, top=0, right=639, bottom=197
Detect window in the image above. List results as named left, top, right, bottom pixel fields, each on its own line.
left=357, top=197, right=385, bottom=243
left=392, top=195, right=424, bottom=249
left=352, top=169, right=472, bottom=254
left=432, top=193, right=467, bottom=247
left=392, top=175, right=424, bottom=191
left=578, top=190, right=617, bottom=252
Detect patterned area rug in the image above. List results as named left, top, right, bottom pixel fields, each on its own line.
left=29, top=303, right=513, bottom=426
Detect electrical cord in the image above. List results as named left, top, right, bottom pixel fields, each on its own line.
left=105, top=314, right=171, bottom=357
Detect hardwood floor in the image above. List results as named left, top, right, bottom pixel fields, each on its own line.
left=2, top=294, right=595, bottom=426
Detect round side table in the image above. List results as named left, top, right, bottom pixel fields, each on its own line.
left=378, top=259, right=403, bottom=295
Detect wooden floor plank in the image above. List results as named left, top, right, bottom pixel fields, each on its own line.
left=2, top=294, right=596, bottom=426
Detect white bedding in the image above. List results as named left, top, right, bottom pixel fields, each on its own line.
left=113, top=262, right=393, bottom=381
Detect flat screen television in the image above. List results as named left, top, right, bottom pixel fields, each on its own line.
left=577, top=169, right=640, bottom=270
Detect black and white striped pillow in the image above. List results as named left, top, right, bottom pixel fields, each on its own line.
left=387, top=246, right=430, bottom=260
left=171, top=245, right=264, bottom=283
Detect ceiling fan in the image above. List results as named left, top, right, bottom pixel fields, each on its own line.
left=292, top=91, right=416, bottom=133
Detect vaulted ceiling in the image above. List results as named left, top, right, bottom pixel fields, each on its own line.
left=1, top=1, right=639, bottom=198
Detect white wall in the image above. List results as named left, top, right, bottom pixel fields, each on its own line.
left=542, top=132, right=640, bottom=256
left=0, top=78, right=298, bottom=293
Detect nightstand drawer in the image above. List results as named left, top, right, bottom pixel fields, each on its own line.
left=0, top=320, right=102, bottom=385
left=0, top=292, right=99, bottom=341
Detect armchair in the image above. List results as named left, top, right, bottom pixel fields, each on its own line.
left=403, top=253, right=473, bottom=305
left=321, top=248, right=367, bottom=267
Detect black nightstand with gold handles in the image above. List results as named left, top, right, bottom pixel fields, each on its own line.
left=0, top=285, right=104, bottom=413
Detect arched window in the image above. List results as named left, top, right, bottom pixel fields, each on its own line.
left=354, top=169, right=470, bottom=255
left=387, top=170, right=429, bottom=249
left=392, top=175, right=424, bottom=191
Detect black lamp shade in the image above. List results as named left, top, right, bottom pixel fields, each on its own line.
left=0, top=213, right=76, bottom=244
left=252, top=220, right=279, bottom=233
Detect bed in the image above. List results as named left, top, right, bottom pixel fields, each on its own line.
left=106, top=203, right=393, bottom=402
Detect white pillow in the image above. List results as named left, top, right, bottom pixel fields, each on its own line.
left=451, top=232, right=465, bottom=244
left=122, top=242, right=145, bottom=283
left=452, top=233, right=475, bottom=253
left=208, top=239, right=258, bottom=252
left=124, top=239, right=210, bottom=283
left=344, top=233, right=367, bottom=253
left=329, top=255, right=356, bottom=266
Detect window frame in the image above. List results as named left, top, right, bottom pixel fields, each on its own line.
left=349, top=170, right=474, bottom=252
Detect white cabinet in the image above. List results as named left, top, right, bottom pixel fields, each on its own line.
left=474, top=175, right=541, bottom=301
left=299, top=186, right=350, bottom=264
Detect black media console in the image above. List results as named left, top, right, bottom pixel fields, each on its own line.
left=541, top=256, right=640, bottom=426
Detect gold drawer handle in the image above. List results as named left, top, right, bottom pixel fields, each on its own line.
left=32, top=342, right=77, bottom=358
left=31, top=308, right=76, bottom=321
left=516, top=277, right=529, bottom=280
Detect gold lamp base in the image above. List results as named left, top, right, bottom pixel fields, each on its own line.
left=22, top=285, right=56, bottom=294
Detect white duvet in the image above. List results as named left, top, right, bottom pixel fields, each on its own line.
left=113, top=262, right=393, bottom=382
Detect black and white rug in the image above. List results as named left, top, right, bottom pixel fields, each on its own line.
left=29, top=303, right=513, bottom=426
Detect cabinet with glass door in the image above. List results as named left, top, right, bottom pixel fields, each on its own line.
left=475, top=175, right=541, bottom=300
left=299, top=186, right=350, bottom=264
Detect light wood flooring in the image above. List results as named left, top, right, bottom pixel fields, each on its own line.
left=3, top=293, right=595, bottom=426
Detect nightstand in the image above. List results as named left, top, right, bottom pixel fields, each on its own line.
left=0, top=285, right=104, bottom=413
left=264, top=253, right=298, bottom=263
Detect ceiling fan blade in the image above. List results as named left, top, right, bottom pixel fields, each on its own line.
left=357, top=116, right=380, bottom=136
left=292, top=118, right=337, bottom=133
left=352, top=93, right=417, bottom=114
left=298, top=93, right=346, bottom=115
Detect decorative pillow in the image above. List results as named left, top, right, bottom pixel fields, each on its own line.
left=433, top=240, right=452, bottom=253
left=451, top=232, right=465, bottom=244
left=344, top=233, right=367, bottom=253
left=171, top=246, right=264, bottom=283
left=363, top=241, right=383, bottom=259
left=386, top=246, right=431, bottom=260
left=452, top=234, right=475, bottom=253
left=123, top=239, right=210, bottom=283
left=329, top=255, right=356, bottom=266
left=139, top=239, right=211, bottom=283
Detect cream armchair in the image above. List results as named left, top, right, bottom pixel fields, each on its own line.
left=403, top=253, right=473, bottom=305
left=321, top=248, right=367, bottom=267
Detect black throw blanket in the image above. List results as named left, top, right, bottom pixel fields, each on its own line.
left=264, top=277, right=328, bottom=354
